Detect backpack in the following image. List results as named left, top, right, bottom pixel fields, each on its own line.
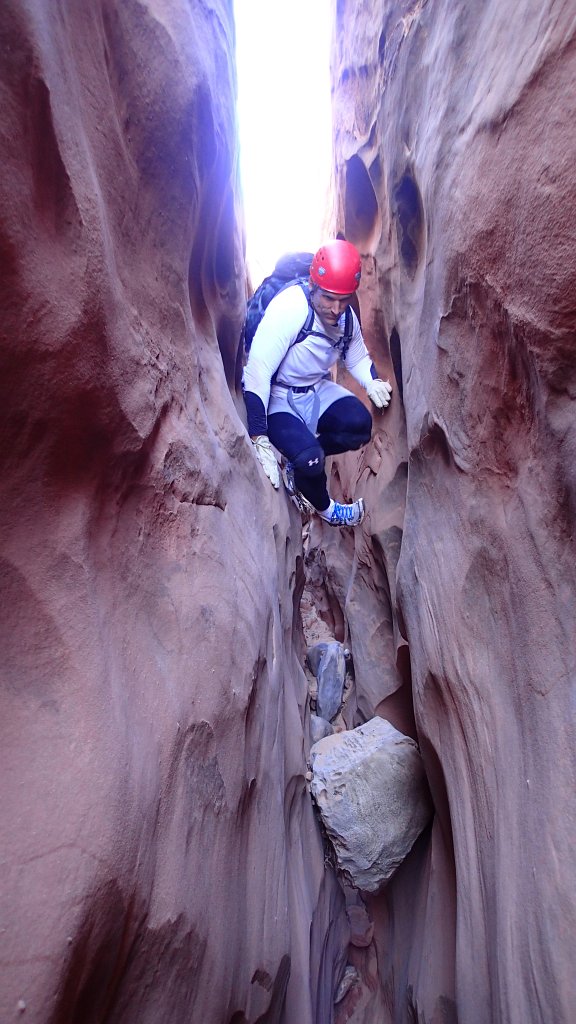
left=242, top=251, right=354, bottom=359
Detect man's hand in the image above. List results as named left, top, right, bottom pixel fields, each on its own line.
left=367, top=379, right=392, bottom=409
left=251, top=435, right=280, bottom=489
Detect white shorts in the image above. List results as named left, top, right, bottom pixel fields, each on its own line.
left=268, top=378, right=352, bottom=433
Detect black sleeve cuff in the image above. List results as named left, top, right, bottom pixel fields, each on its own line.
left=243, top=390, right=268, bottom=437
left=370, top=362, right=378, bottom=380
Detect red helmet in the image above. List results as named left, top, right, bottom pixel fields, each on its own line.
left=310, top=240, right=362, bottom=294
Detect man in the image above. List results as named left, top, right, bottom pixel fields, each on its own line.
left=242, top=239, right=392, bottom=527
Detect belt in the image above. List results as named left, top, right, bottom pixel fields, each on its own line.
left=278, top=383, right=314, bottom=393
left=274, top=376, right=328, bottom=393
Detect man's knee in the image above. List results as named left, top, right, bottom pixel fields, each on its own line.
left=293, top=443, right=325, bottom=477
left=342, top=398, right=372, bottom=448
left=351, top=403, right=372, bottom=446
left=319, top=395, right=372, bottom=447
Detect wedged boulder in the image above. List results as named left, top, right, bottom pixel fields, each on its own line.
left=335, top=965, right=359, bottom=1004
left=307, top=641, right=331, bottom=676
left=307, top=640, right=348, bottom=722
left=310, top=718, right=432, bottom=893
left=310, top=713, right=334, bottom=745
left=344, top=887, right=374, bottom=948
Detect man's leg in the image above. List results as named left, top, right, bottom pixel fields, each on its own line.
left=267, top=412, right=330, bottom=511
left=316, top=395, right=372, bottom=456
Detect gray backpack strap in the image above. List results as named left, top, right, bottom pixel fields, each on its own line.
left=294, top=282, right=315, bottom=343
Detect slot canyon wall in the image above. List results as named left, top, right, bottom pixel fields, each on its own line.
left=322, top=0, right=576, bottom=1021
left=0, top=2, right=347, bottom=1023
left=1, top=1, right=575, bottom=1023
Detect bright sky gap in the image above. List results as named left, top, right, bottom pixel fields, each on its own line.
left=234, top=1, right=334, bottom=283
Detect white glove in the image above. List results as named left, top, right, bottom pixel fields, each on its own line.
left=366, top=378, right=392, bottom=409
left=251, top=435, right=280, bottom=489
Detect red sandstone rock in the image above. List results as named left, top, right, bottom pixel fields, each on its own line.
left=5, top=1, right=575, bottom=1021
left=0, top=3, right=347, bottom=1022
left=323, top=1, right=576, bottom=1021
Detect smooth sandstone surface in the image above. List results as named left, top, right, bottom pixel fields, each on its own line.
left=0, top=3, right=346, bottom=1023
left=323, top=2, right=576, bottom=1022
left=2, top=1, right=575, bottom=1023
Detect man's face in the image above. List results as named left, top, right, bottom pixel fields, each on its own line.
left=310, top=286, right=354, bottom=328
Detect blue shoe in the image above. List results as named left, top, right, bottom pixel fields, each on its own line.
left=320, top=499, right=365, bottom=528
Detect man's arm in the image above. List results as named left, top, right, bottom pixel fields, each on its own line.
left=344, top=314, right=392, bottom=409
left=243, top=391, right=268, bottom=438
left=242, top=286, right=311, bottom=487
left=242, top=285, right=311, bottom=433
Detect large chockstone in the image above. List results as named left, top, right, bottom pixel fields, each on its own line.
left=310, top=718, right=432, bottom=893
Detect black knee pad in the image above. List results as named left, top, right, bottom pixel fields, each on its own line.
left=293, top=444, right=325, bottom=477
left=350, top=405, right=373, bottom=447
left=350, top=419, right=372, bottom=449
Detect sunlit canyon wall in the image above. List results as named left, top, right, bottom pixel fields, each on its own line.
left=0, top=3, right=346, bottom=1022
left=325, top=1, right=576, bottom=1021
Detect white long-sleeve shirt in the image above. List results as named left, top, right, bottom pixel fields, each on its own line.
left=243, top=285, right=374, bottom=419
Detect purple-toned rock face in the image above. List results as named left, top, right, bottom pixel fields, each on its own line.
left=3, top=2, right=575, bottom=1022
left=324, top=2, right=576, bottom=1022
left=0, top=3, right=348, bottom=1022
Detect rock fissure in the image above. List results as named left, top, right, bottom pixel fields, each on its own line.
left=297, top=502, right=435, bottom=1019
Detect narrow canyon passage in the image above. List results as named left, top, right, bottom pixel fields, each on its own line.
left=0, top=2, right=575, bottom=1024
